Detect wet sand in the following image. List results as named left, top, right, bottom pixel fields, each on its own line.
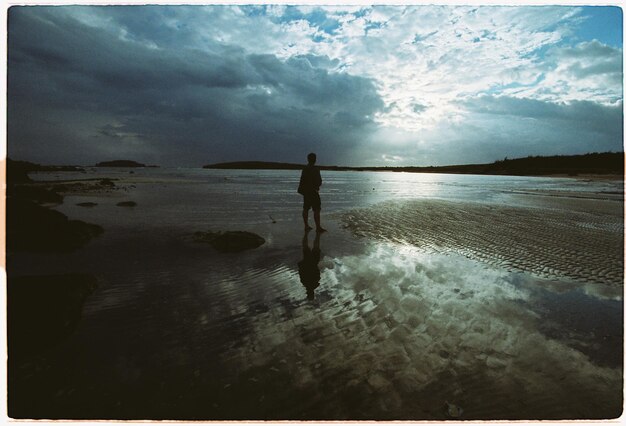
left=339, top=194, right=624, bottom=290
left=7, top=170, right=624, bottom=420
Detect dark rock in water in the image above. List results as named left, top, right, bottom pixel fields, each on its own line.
left=194, top=230, right=265, bottom=252
left=96, top=160, right=146, bottom=167
left=7, top=185, right=63, bottom=204
left=77, top=202, right=98, bottom=207
left=99, top=178, right=115, bottom=187
left=117, top=201, right=137, bottom=207
left=8, top=274, right=97, bottom=359
left=7, top=199, right=103, bottom=252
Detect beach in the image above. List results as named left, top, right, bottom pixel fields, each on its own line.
left=7, top=168, right=624, bottom=420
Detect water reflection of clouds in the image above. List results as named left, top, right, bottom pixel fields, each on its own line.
left=225, top=242, right=621, bottom=418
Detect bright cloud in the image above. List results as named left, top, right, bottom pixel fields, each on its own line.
left=7, top=5, right=623, bottom=166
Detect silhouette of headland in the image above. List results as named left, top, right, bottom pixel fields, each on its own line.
left=203, top=152, right=624, bottom=177
left=95, top=160, right=158, bottom=167
left=7, top=158, right=85, bottom=183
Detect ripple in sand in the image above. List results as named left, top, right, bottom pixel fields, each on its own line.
left=339, top=198, right=623, bottom=288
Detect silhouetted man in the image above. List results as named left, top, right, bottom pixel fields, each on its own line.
left=298, top=152, right=326, bottom=232
left=298, top=230, right=322, bottom=300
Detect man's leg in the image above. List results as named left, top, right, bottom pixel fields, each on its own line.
left=303, top=208, right=312, bottom=230
left=313, top=209, right=326, bottom=232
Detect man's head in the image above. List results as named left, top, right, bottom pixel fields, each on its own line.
left=307, top=152, right=317, bottom=165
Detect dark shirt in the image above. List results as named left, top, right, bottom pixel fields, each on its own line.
left=299, top=164, right=322, bottom=194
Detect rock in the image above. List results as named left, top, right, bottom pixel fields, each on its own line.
left=6, top=199, right=103, bottom=252
left=193, top=231, right=265, bottom=252
left=50, top=180, right=120, bottom=195
left=7, top=185, right=63, bottom=204
left=116, top=201, right=137, bottom=207
left=76, top=202, right=98, bottom=207
left=8, top=274, right=97, bottom=359
left=445, top=401, right=463, bottom=418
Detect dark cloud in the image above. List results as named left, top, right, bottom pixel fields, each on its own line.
left=451, top=95, right=623, bottom=161
left=558, top=40, right=619, bottom=59
left=8, top=6, right=384, bottom=166
left=460, top=95, right=622, bottom=136
left=553, top=40, right=622, bottom=83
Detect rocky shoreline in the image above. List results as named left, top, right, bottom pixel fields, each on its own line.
left=6, top=164, right=267, bottom=368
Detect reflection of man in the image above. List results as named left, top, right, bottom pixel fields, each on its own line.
left=298, top=152, right=326, bottom=233
left=297, top=230, right=322, bottom=300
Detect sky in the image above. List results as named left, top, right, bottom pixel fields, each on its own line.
left=6, top=3, right=624, bottom=167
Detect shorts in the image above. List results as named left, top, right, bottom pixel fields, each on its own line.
left=303, top=191, right=321, bottom=212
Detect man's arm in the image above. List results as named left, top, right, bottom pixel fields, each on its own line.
left=298, top=169, right=306, bottom=194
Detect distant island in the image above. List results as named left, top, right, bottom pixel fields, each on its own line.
left=204, top=152, right=624, bottom=177
left=204, top=161, right=304, bottom=170
left=95, top=160, right=158, bottom=168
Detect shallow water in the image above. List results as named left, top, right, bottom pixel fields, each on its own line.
left=9, top=169, right=624, bottom=419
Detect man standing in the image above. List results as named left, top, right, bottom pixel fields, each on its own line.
left=298, top=152, right=326, bottom=233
